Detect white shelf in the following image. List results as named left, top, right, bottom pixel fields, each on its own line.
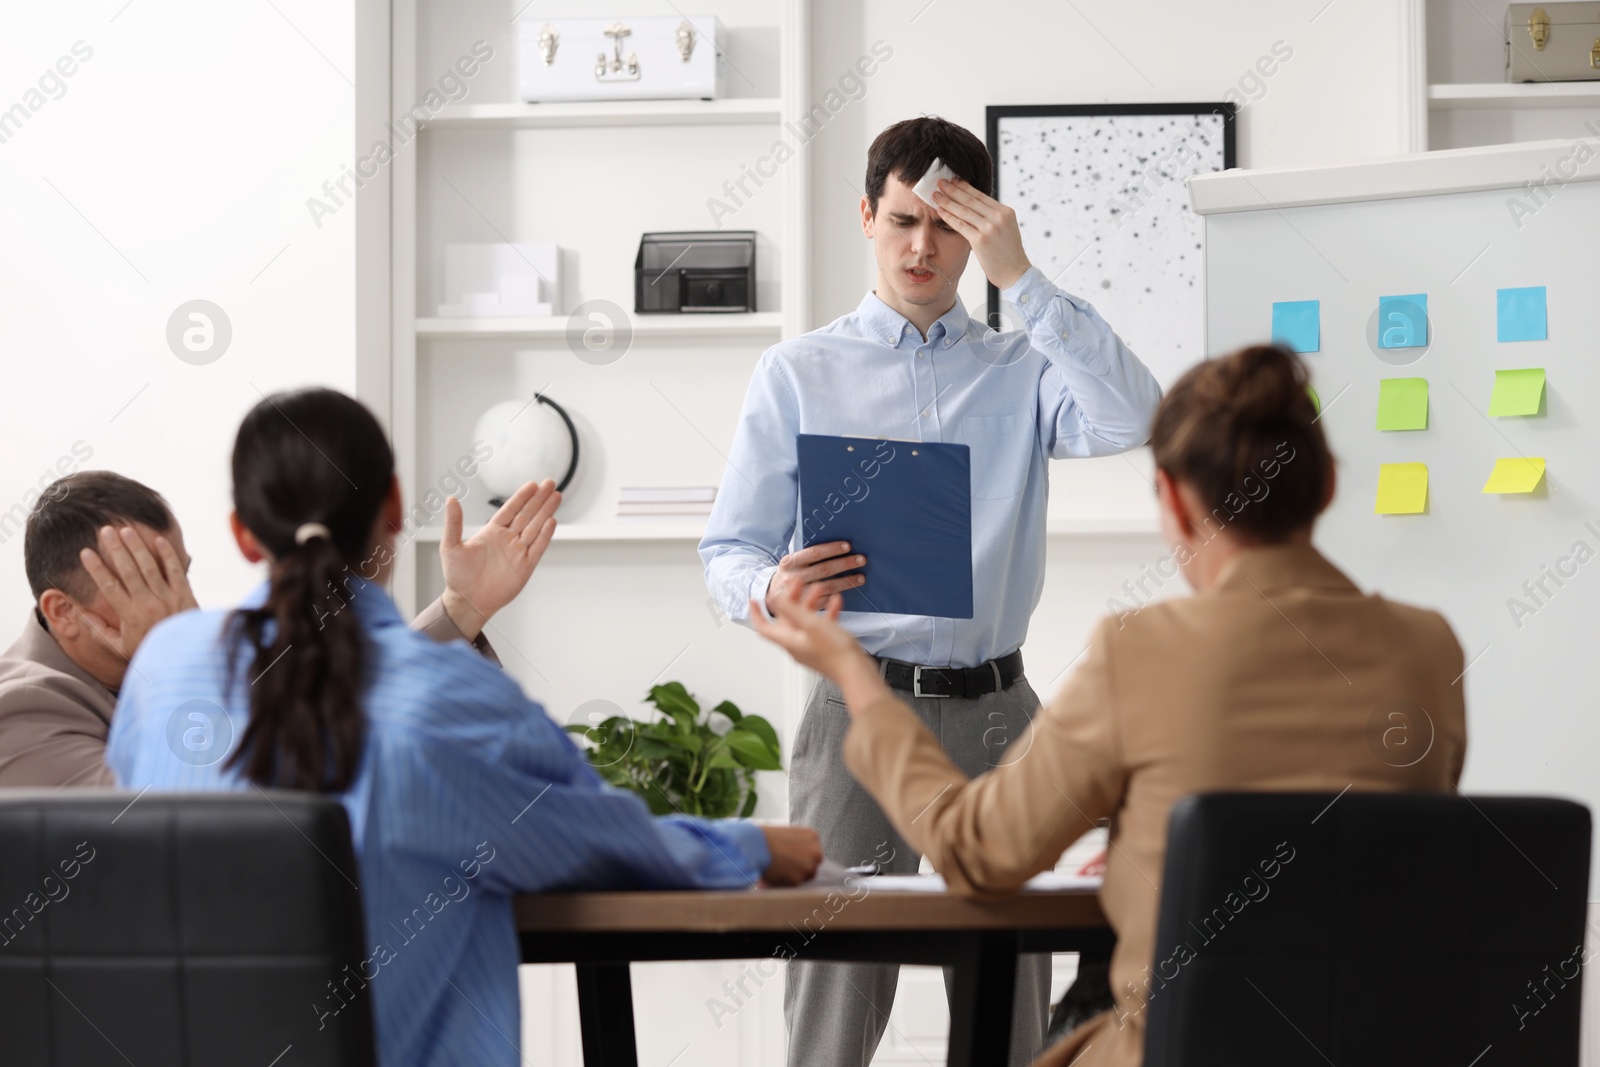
left=411, top=516, right=1161, bottom=546
left=413, top=522, right=705, bottom=544
left=415, top=312, right=783, bottom=340
left=424, top=97, right=785, bottom=129
left=1429, top=81, right=1600, bottom=110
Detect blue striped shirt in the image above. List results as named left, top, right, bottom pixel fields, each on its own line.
left=105, top=578, right=769, bottom=1067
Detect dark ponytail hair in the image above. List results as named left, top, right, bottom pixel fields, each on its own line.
left=225, top=388, right=395, bottom=791
left=1149, top=344, right=1333, bottom=542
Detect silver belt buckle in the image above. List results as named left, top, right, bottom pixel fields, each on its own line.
left=912, top=665, right=949, bottom=698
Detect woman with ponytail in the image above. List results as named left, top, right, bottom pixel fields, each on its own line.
left=105, top=388, right=822, bottom=1067
left=749, top=345, right=1468, bottom=1067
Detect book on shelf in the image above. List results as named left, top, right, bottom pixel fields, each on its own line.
left=617, top=502, right=715, bottom=516
left=616, top=512, right=709, bottom=524
left=618, top=486, right=717, bottom=504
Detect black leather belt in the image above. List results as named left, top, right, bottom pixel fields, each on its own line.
left=878, top=649, right=1023, bottom=699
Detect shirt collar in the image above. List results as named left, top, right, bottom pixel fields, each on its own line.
left=857, top=289, right=971, bottom=348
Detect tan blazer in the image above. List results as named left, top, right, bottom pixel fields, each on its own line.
left=0, top=597, right=497, bottom=789
left=842, top=544, right=1467, bottom=1067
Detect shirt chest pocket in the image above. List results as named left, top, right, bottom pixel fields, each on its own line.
left=961, top=414, right=1032, bottom=500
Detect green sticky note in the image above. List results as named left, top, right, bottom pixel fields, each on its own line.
left=1375, top=463, right=1428, bottom=515
left=1482, top=457, right=1546, bottom=494
left=1488, top=368, right=1546, bottom=416
left=1308, top=384, right=1320, bottom=415
left=1376, top=378, right=1428, bottom=431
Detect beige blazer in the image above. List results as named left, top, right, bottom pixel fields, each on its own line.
left=842, top=544, right=1467, bottom=1067
left=0, top=597, right=497, bottom=789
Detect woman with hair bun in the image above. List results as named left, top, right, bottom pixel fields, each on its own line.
left=749, top=344, right=1468, bottom=1067
left=106, top=387, right=822, bottom=1067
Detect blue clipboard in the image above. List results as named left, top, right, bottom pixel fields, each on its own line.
left=797, top=434, right=973, bottom=619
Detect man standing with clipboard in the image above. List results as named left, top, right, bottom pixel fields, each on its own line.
left=700, top=117, right=1161, bottom=1067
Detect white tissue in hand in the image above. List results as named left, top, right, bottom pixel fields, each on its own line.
left=912, top=157, right=958, bottom=207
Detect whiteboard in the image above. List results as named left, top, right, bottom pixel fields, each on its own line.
left=1195, top=140, right=1600, bottom=894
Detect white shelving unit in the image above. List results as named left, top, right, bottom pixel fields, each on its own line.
left=388, top=1, right=812, bottom=616
left=1421, top=0, right=1600, bottom=150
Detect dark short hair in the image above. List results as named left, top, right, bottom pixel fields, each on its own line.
left=24, top=471, right=175, bottom=602
left=1149, top=345, right=1333, bottom=542
left=864, top=116, right=992, bottom=216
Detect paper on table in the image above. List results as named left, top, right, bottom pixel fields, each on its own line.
left=1376, top=378, right=1428, bottom=431
left=1497, top=286, right=1548, bottom=343
left=1482, top=457, right=1546, bottom=494
left=1488, top=368, right=1546, bottom=417
left=912, top=157, right=958, bottom=208
left=1375, top=463, right=1428, bottom=515
left=856, top=870, right=1103, bottom=893
left=1271, top=300, right=1320, bottom=354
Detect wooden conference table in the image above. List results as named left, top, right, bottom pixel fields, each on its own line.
left=516, top=882, right=1112, bottom=1067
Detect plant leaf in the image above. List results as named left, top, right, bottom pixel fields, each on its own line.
left=723, top=729, right=782, bottom=771
left=648, top=683, right=701, bottom=730
left=710, top=699, right=743, bottom=723
left=740, top=715, right=781, bottom=755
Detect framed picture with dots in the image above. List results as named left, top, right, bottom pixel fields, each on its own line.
left=986, top=103, right=1236, bottom=389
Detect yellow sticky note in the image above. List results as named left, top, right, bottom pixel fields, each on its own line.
left=1482, top=457, right=1546, bottom=494
left=1375, top=463, right=1428, bottom=515
left=1488, top=368, right=1546, bottom=417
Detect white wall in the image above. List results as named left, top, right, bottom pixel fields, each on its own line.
left=0, top=0, right=356, bottom=618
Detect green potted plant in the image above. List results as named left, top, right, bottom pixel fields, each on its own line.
left=564, top=682, right=782, bottom=818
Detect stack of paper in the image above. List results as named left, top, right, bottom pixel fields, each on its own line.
left=617, top=486, right=716, bottom=522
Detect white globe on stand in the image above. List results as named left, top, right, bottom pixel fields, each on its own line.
left=472, top=398, right=577, bottom=503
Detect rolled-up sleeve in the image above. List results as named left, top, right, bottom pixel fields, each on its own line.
left=1001, top=266, right=1162, bottom=459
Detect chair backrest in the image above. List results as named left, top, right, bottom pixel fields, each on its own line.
left=1143, top=792, right=1591, bottom=1067
left=0, top=791, right=376, bottom=1067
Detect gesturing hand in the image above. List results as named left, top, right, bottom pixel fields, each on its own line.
left=77, top=525, right=198, bottom=661
left=930, top=177, right=1032, bottom=291
left=764, top=540, right=866, bottom=618
left=439, top=479, right=561, bottom=641
left=749, top=580, right=878, bottom=693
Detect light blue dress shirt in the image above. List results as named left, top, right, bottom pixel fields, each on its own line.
left=106, top=579, right=770, bottom=1067
left=700, top=266, right=1162, bottom=668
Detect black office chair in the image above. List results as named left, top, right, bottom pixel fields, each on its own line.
left=1143, top=792, right=1591, bottom=1066
left=0, top=791, right=376, bottom=1067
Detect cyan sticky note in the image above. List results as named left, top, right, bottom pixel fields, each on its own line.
left=1497, top=286, right=1548, bottom=342
left=1488, top=368, right=1546, bottom=417
left=1378, top=294, right=1428, bottom=349
left=1377, top=378, right=1428, bottom=431
left=1271, top=300, right=1320, bottom=354
left=1375, top=463, right=1428, bottom=515
left=1482, top=457, right=1546, bottom=494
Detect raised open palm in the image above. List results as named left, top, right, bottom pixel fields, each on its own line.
left=438, top=479, right=561, bottom=640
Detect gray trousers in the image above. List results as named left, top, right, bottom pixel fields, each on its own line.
left=785, top=671, right=1052, bottom=1067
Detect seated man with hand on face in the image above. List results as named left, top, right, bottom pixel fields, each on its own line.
left=0, top=469, right=559, bottom=786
